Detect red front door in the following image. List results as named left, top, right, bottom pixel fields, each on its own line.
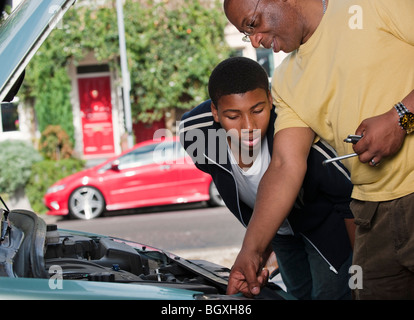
left=78, top=76, right=115, bottom=157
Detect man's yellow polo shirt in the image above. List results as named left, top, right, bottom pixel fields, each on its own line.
left=272, top=0, right=414, bottom=201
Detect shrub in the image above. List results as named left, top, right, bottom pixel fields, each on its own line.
left=39, top=125, right=74, bottom=160
left=26, top=158, right=85, bottom=214
left=0, top=140, right=42, bottom=194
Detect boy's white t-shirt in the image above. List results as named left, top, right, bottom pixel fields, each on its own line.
left=228, top=137, right=293, bottom=235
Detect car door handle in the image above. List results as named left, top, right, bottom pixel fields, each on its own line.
left=160, top=165, right=171, bottom=170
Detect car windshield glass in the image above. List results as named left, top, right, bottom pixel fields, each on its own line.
left=117, top=144, right=158, bottom=170
left=152, top=141, right=183, bottom=164
left=117, top=141, right=186, bottom=170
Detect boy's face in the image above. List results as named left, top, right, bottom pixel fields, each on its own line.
left=211, top=88, right=272, bottom=153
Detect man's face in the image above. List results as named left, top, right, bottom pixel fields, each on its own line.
left=224, top=0, right=304, bottom=53
left=211, top=88, right=272, bottom=155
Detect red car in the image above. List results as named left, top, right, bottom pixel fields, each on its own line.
left=44, top=137, right=223, bottom=219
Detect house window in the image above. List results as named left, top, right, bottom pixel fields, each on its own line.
left=0, top=102, right=18, bottom=132
left=256, top=48, right=275, bottom=77
left=77, top=64, right=110, bottom=74
left=230, top=48, right=275, bottom=78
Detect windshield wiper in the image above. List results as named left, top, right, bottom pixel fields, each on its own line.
left=0, top=196, right=10, bottom=243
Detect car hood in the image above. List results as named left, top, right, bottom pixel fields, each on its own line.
left=0, top=0, right=76, bottom=102
left=0, top=209, right=291, bottom=300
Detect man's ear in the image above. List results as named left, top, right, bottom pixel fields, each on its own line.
left=210, top=101, right=220, bottom=122
left=266, top=89, right=274, bottom=109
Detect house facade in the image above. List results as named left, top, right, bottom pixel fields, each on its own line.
left=0, top=0, right=287, bottom=162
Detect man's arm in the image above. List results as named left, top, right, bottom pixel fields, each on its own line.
left=355, top=0, right=414, bottom=163
left=227, top=127, right=315, bottom=297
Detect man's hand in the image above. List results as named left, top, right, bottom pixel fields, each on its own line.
left=353, top=108, right=406, bottom=166
left=226, top=248, right=269, bottom=298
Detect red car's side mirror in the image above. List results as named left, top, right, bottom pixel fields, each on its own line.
left=110, top=160, right=120, bottom=171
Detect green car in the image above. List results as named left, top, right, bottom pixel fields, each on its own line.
left=0, top=208, right=290, bottom=300
left=0, top=0, right=291, bottom=300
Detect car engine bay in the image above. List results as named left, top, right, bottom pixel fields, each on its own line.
left=0, top=209, right=228, bottom=293
left=0, top=208, right=286, bottom=299
left=44, top=226, right=230, bottom=295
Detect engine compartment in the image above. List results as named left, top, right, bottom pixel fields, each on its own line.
left=43, top=227, right=227, bottom=294
left=1, top=209, right=287, bottom=299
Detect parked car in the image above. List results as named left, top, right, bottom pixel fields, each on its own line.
left=44, top=137, right=223, bottom=220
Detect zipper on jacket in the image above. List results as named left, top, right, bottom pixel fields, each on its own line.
left=300, top=233, right=338, bottom=274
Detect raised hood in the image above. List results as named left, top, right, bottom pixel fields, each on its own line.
left=0, top=0, right=76, bottom=102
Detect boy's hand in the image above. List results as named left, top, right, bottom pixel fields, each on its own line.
left=226, top=248, right=269, bottom=297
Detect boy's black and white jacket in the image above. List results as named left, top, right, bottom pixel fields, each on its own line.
left=179, top=100, right=353, bottom=272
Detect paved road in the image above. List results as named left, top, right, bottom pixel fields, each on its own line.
left=46, top=203, right=246, bottom=253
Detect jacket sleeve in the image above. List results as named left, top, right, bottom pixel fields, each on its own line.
left=179, top=100, right=212, bottom=174
left=303, top=139, right=354, bottom=219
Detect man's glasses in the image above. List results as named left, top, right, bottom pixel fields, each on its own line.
left=242, top=0, right=262, bottom=43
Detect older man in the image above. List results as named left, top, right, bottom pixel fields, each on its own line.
left=224, top=0, right=414, bottom=299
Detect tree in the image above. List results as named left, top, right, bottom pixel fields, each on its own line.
left=21, top=0, right=231, bottom=138
left=125, top=0, right=231, bottom=127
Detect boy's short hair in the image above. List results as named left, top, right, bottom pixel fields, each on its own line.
left=208, top=56, right=269, bottom=107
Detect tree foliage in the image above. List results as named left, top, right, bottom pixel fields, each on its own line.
left=125, top=0, right=231, bottom=123
left=21, top=0, right=231, bottom=137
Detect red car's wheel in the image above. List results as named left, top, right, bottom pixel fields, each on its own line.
left=68, top=186, right=105, bottom=220
left=207, top=182, right=224, bottom=207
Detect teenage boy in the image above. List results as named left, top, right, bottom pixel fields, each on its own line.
left=179, top=57, right=354, bottom=300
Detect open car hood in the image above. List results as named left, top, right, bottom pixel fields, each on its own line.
left=0, top=209, right=291, bottom=300
left=0, top=0, right=76, bottom=102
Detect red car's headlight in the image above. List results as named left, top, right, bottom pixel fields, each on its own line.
left=46, top=185, right=65, bottom=194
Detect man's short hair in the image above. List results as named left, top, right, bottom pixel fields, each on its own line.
left=208, top=56, right=269, bottom=107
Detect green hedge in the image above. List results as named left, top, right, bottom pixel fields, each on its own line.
left=0, top=140, right=42, bottom=194
left=26, top=158, right=85, bottom=214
